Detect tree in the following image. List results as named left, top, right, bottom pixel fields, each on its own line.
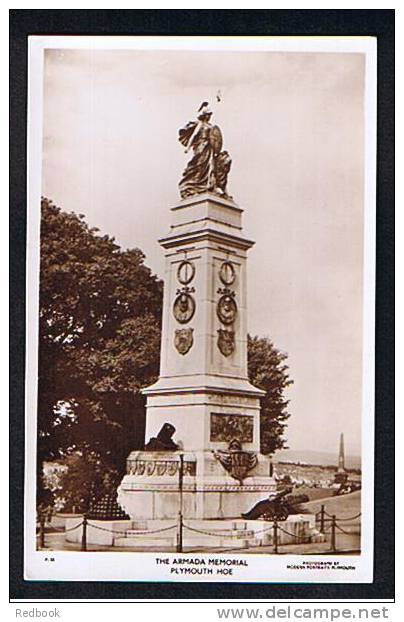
left=55, top=452, right=120, bottom=513
left=247, top=335, right=293, bottom=455
left=37, top=198, right=163, bottom=504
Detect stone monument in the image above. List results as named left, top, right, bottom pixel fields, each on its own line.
left=117, top=102, right=277, bottom=521
left=334, top=432, right=348, bottom=485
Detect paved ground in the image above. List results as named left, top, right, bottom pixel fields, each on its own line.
left=39, top=492, right=360, bottom=555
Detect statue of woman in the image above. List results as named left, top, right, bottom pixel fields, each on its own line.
left=178, top=102, right=216, bottom=198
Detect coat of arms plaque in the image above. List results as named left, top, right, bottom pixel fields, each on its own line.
left=174, top=327, right=194, bottom=354
left=213, top=439, right=258, bottom=485
left=217, top=328, right=235, bottom=357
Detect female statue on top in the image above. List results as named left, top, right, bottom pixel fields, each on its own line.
left=178, top=102, right=232, bottom=200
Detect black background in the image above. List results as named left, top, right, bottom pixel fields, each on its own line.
left=10, top=9, right=394, bottom=601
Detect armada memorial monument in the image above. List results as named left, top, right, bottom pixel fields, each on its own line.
left=118, top=101, right=277, bottom=521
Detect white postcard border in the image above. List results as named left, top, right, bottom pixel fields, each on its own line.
left=24, top=35, right=377, bottom=584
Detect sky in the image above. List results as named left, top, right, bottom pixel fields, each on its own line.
left=42, top=47, right=365, bottom=457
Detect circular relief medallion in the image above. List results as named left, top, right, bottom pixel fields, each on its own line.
left=219, top=261, right=236, bottom=285
left=173, top=292, right=196, bottom=324
left=217, top=294, right=237, bottom=325
left=177, top=260, right=195, bottom=285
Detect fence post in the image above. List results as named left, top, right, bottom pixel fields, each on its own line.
left=330, top=515, right=336, bottom=552
left=39, top=514, right=46, bottom=549
left=81, top=514, right=88, bottom=552
left=176, top=453, right=184, bottom=553
left=176, top=511, right=183, bottom=553
left=320, top=504, right=325, bottom=533
left=273, top=520, right=279, bottom=554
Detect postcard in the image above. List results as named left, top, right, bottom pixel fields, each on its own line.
left=24, top=35, right=376, bottom=583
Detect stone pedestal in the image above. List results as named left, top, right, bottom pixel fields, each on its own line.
left=117, top=450, right=276, bottom=520
left=118, top=193, right=277, bottom=521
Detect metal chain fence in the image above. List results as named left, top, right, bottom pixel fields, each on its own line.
left=37, top=507, right=361, bottom=554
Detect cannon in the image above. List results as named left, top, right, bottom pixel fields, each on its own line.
left=241, top=487, right=294, bottom=521
left=144, top=422, right=179, bottom=451
left=283, top=493, right=310, bottom=513
left=334, top=481, right=361, bottom=496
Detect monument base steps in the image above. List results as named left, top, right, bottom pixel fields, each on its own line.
left=65, top=514, right=319, bottom=549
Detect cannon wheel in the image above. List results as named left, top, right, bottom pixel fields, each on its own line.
left=275, top=504, right=289, bottom=521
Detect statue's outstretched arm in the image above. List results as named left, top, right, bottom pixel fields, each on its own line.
left=178, top=121, right=198, bottom=149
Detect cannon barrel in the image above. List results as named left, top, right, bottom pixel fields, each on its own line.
left=284, top=493, right=309, bottom=506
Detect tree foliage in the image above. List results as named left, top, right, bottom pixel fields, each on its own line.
left=247, top=335, right=293, bottom=455
left=37, top=198, right=163, bottom=503
left=37, top=198, right=292, bottom=506
left=55, top=452, right=120, bottom=513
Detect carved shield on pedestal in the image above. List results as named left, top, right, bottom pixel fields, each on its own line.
left=214, top=439, right=258, bottom=485
left=217, top=329, right=235, bottom=357
left=174, top=328, right=194, bottom=355
left=229, top=450, right=258, bottom=484
left=209, top=125, right=223, bottom=156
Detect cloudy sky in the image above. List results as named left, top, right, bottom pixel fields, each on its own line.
left=42, top=46, right=365, bottom=457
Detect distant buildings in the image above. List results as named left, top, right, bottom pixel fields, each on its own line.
left=273, top=434, right=361, bottom=490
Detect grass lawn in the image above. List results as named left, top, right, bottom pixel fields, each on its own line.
left=302, top=490, right=361, bottom=521
left=296, top=487, right=335, bottom=501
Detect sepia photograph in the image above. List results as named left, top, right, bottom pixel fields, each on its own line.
left=23, top=35, right=377, bottom=584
